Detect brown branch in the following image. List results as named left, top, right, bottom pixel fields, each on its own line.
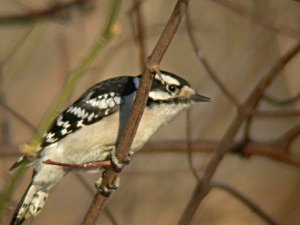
left=0, top=0, right=94, bottom=26
left=0, top=99, right=36, bottom=132
left=280, top=124, right=300, bottom=150
left=263, top=91, right=300, bottom=106
left=80, top=1, right=190, bottom=225
left=43, top=159, right=111, bottom=169
left=186, top=110, right=199, bottom=180
left=211, top=182, right=281, bottom=225
left=177, top=41, right=300, bottom=225
left=74, top=174, right=120, bottom=225
left=243, top=116, right=253, bottom=141
left=239, top=142, right=300, bottom=168
left=132, top=0, right=147, bottom=69
left=185, top=9, right=240, bottom=107
left=209, top=0, right=300, bottom=39
left=255, top=110, right=300, bottom=118
left=3, top=139, right=300, bottom=168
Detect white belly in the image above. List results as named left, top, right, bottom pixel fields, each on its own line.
left=39, top=103, right=188, bottom=165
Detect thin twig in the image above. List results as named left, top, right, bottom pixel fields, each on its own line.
left=177, top=41, right=300, bottom=225
left=237, top=142, right=300, bottom=168
left=211, top=182, right=281, bottom=225
left=0, top=0, right=94, bottom=26
left=280, top=124, right=300, bottom=150
left=263, top=92, right=300, bottom=106
left=32, top=0, right=123, bottom=148
left=0, top=0, right=123, bottom=219
left=243, top=117, right=253, bottom=141
left=3, top=139, right=300, bottom=168
left=80, top=1, right=190, bottom=225
left=185, top=9, right=240, bottom=107
left=186, top=110, right=199, bottom=180
left=1, top=27, right=34, bottom=64
left=0, top=99, right=36, bottom=132
left=255, top=110, right=300, bottom=118
left=132, top=0, right=147, bottom=69
left=209, top=0, right=300, bottom=39
left=43, top=159, right=111, bottom=169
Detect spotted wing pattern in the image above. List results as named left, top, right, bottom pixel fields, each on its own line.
left=40, top=76, right=137, bottom=149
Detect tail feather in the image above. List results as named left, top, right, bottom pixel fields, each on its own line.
left=9, top=155, right=33, bottom=171
left=10, top=183, right=49, bottom=225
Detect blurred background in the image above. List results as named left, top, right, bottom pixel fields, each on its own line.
left=0, top=0, right=300, bottom=224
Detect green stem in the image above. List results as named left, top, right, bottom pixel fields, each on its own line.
left=32, top=0, right=123, bottom=147
left=0, top=1, right=122, bottom=222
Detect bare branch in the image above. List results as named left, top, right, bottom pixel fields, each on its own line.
left=43, top=159, right=111, bottom=169
left=177, top=41, right=300, bottom=225
left=185, top=9, right=240, bottom=107
left=255, top=110, right=300, bottom=118
left=209, top=0, right=300, bottom=39
left=211, top=182, right=281, bottom=225
left=0, top=99, right=36, bottom=132
left=186, top=110, right=200, bottom=180
left=80, top=1, right=190, bottom=225
left=262, top=92, right=300, bottom=106
left=132, top=0, right=147, bottom=69
left=0, top=0, right=95, bottom=26
left=238, top=142, right=300, bottom=168
left=280, top=124, right=300, bottom=150
left=74, top=174, right=120, bottom=225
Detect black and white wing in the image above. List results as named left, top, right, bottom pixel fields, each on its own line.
left=40, top=76, right=138, bottom=149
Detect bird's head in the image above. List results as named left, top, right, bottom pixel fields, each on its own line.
left=144, top=71, right=210, bottom=106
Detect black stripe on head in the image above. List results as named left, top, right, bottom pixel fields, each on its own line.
left=146, top=71, right=193, bottom=106
left=146, top=96, right=191, bottom=107
left=159, top=70, right=191, bottom=87
left=150, top=70, right=190, bottom=94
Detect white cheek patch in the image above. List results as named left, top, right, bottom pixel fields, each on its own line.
left=149, top=90, right=172, bottom=100
left=160, top=74, right=180, bottom=86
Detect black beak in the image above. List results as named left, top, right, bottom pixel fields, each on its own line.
left=191, top=94, right=211, bottom=102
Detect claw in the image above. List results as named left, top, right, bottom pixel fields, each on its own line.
left=110, top=148, right=124, bottom=172
left=110, top=148, right=135, bottom=172
left=95, top=172, right=121, bottom=196
left=123, top=150, right=134, bottom=165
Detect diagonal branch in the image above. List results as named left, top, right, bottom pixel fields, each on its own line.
left=280, top=123, right=300, bottom=150
left=177, top=41, right=300, bottom=225
left=255, top=110, right=300, bottom=118
left=0, top=0, right=94, bottom=26
left=74, top=174, right=120, bottom=225
left=31, top=0, right=122, bottom=149
left=132, top=0, right=147, bottom=69
left=0, top=99, right=36, bottom=132
left=262, top=91, right=300, bottom=106
left=185, top=9, right=240, bottom=107
left=211, top=182, right=281, bottom=225
left=209, top=0, right=300, bottom=39
left=80, top=1, right=190, bottom=225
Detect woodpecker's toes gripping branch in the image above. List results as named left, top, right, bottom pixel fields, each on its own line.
left=95, top=171, right=121, bottom=197
left=110, top=148, right=135, bottom=172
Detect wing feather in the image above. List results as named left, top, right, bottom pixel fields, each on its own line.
left=40, top=76, right=136, bottom=149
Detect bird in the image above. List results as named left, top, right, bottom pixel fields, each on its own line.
left=9, top=70, right=210, bottom=225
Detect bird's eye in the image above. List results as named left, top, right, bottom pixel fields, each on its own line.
left=167, top=85, right=178, bottom=93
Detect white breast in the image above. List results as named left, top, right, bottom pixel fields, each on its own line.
left=40, top=102, right=188, bottom=165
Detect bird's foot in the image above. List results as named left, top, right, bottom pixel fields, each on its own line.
left=110, top=148, right=134, bottom=172
left=95, top=171, right=120, bottom=196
